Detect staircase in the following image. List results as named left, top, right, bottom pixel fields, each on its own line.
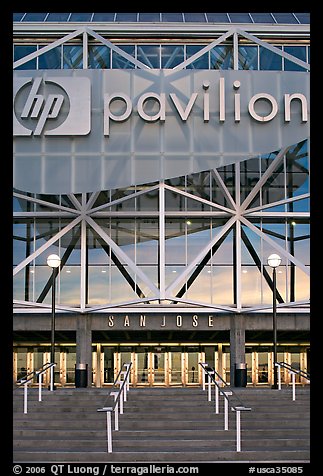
left=13, top=385, right=310, bottom=463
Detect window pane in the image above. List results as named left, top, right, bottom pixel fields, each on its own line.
left=206, top=13, right=229, bottom=23
left=38, top=46, right=61, bottom=69
left=46, top=13, right=70, bottom=22
left=250, top=13, right=275, bottom=23
left=69, top=13, right=92, bottom=22
left=186, top=45, right=208, bottom=69
left=161, top=45, right=184, bottom=68
left=294, top=13, right=310, bottom=24
left=89, top=45, right=110, bottom=69
left=112, top=45, right=135, bottom=69
left=92, top=13, right=115, bottom=21
left=63, top=45, right=83, bottom=69
left=238, top=46, right=258, bottom=70
left=138, top=13, right=160, bottom=22
left=14, top=45, right=37, bottom=69
left=284, top=46, right=307, bottom=71
left=259, top=46, right=282, bottom=70
left=23, top=13, right=47, bottom=22
left=210, top=45, right=233, bottom=69
left=272, top=13, right=298, bottom=24
left=13, top=13, right=24, bottom=21
left=183, top=13, right=206, bottom=22
left=137, top=45, right=160, bottom=68
left=115, top=13, right=137, bottom=22
left=227, top=13, right=252, bottom=23
left=161, top=13, right=183, bottom=22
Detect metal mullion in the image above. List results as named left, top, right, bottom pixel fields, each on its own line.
left=80, top=219, right=87, bottom=311
left=235, top=220, right=242, bottom=311
left=164, top=296, right=237, bottom=313
left=233, top=32, right=239, bottom=70
left=13, top=215, right=82, bottom=276
left=89, top=185, right=159, bottom=213
left=83, top=30, right=88, bottom=69
left=159, top=183, right=166, bottom=300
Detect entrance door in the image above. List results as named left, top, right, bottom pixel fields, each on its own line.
left=185, top=348, right=200, bottom=385
left=169, top=348, right=183, bottom=385
left=151, top=348, right=166, bottom=385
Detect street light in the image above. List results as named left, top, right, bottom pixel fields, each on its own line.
left=267, top=253, right=281, bottom=389
left=47, top=254, right=61, bottom=370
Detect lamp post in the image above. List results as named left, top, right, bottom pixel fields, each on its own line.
left=47, top=254, right=61, bottom=370
left=267, top=253, right=281, bottom=389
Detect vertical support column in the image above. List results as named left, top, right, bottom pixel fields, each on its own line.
left=230, top=314, right=245, bottom=386
left=159, top=182, right=165, bottom=300
left=76, top=314, right=92, bottom=387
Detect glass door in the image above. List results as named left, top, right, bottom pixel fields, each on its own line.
left=169, top=348, right=183, bottom=385
left=151, top=347, right=166, bottom=385
left=185, top=347, right=200, bottom=385
left=136, top=347, right=151, bottom=385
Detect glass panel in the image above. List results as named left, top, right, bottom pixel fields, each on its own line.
left=137, top=45, right=160, bottom=68
left=92, top=13, right=115, bottom=22
left=103, top=347, right=115, bottom=383
left=14, top=45, right=37, bottom=69
left=187, top=350, right=199, bottom=384
left=112, top=45, right=135, bottom=69
left=183, top=13, right=206, bottom=22
left=38, top=46, right=62, bottom=69
left=161, top=45, right=184, bottom=68
left=210, top=45, right=233, bottom=69
left=89, top=45, right=110, bottom=69
left=284, top=46, right=307, bottom=71
left=238, top=46, right=258, bottom=70
left=63, top=45, right=83, bottom=69
left=257, top=352, right=269, bottom=383
left=138, top=13, right=160, bottom=22
left=115, top=13, right=137, bottom=22
left=206, top=13, right=229, bottom=23
left=169, top=351, right=182, bottom=384
left=65, top=346, right=76, bottom=384
left=272, top=13, right=298, bottom=24
left=69, top=13, right=92, bottom=22
left=136, top=348, right=149, bottom=383
left=294, top=13, right=310, bottom=24
left=227, top=13, right=252, bottom=23
left=245, top=352, right=252, bottom=383
left=16, top=348, right=28, bottom=381
left=153, top=349, right=166, bottom=384
left=161, top=13, right=183, bottom=22
left=46, top=13, right=70, bottom=22
left=259, top=46, right=282, bottom=70
left=250, top=13, right=275, bottom=23
left=212, top=266, right=233, bottom=305
left=13, top=13, right=25, bottom=21
left=23, top=13, right=47, bottom=21
left=186, top=45, right=208, bottom=69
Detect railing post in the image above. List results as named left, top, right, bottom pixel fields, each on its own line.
left=277, top=363, right=281, bottom=390
left=202, top=364, right=206, bottom=391
left=215, top=383, right=219, bottom=414
left=236, top=410, right=241, bottom=452
left=38, top=372, right=42, bottom=402
left=50, top=365, right=54, bottom=391
left=120, top=390, right=124, bottom=414
left=24, top=382, right=28, bottom=414
left=291, top=372, right=296, bottom=401
left=223, top=391, right=232, bottom=430
left=208, top=373, right=212, bottom=401
left=106, top=411, right=112, bottom=453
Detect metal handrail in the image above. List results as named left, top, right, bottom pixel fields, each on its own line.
left=97, top=362, right=132, bottom=453
left=275, top=361, right=310, bottom=400
left=199, top=362, right=251, bottom=452
left=14, top=362, right=56, bottom=413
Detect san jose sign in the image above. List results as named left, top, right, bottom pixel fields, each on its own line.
left=13, top=69, right=309, bottom=194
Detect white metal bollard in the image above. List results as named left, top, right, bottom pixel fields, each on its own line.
left=208, top=374, right=212, bottom=401
left=106, top=411, right=112, bottom=453
left=202, top=366, right=206, bottom=391
left=277, top=364, right=281, bottom=390
left=223, top=391, right=232, bottom=430
left=236, top=410, right=241, bottom=452
left=38, top=372, right=42, bottom=401
left=24, top=382, right=28, bottom=414
left=50, top=365, right=54, bottom=391
left=291, top=372, right=296, bottom=401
